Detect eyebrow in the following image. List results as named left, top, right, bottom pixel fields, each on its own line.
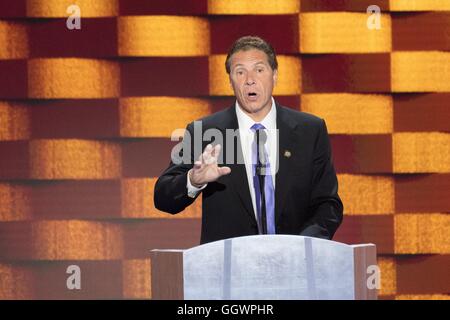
left=233, top=61, right=267, bottom=69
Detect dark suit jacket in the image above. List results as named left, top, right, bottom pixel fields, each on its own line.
left=154, top=103, right=343, bottom=244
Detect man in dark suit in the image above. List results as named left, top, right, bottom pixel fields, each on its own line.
left=154, top=36, right=343, bottom=244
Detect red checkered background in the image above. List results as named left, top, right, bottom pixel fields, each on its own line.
left=0, top=0, right=449, bottom=299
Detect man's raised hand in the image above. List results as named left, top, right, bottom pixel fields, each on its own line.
left=189, top=144, right=231, bottom=187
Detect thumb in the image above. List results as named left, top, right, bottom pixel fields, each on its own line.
left=218, top=166, right=231, bottom=176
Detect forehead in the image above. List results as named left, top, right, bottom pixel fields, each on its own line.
left=230, top=49, right=270, bottom=68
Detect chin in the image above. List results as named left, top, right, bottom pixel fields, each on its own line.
left=242, top=103, right=263, bottom=113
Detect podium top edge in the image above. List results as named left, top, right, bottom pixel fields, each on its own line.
left=350, top=243, right=376, bottom=248
left=150, top=249, right=184, bottom=253
left=150, top=235, right=374, bottom=253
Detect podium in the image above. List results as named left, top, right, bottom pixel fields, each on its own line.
left=150, top=235, right=377, bottom=300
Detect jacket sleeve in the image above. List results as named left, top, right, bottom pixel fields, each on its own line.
left=300, top=119, right=344, bottom=239
left=153, top=122, right=200, bottom=214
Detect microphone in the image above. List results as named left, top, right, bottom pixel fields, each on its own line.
left=255, top=129, right=268, bottom=234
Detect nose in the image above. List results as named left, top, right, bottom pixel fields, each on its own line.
left=245, top=71, right=256, bottom=86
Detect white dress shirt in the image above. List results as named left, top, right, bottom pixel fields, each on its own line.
left=187, top=98, right=278, bottom=220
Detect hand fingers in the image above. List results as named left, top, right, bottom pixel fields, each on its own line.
left=211, top=144, right=221, bottom=160
left=193, top=144, right=212, bottom=173
left=204, top=144, right=212, bottom=157
left=218, top=166, right=231, bottom=176
left=194, top=150, right=204, bottom=169
left=195, top=144, right=222, bottom=169
left=204, top=144, right=213, bottom=153
left=193, top=160, right=202, bottom=170
left=202, top=149, right=211, bottom=165
left=203, top=144, right=216, bottom=165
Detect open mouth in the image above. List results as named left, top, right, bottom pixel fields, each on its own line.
left=246, top=92, right=258, bottom=101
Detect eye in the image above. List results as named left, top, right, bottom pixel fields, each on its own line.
left=257, top=68, right=264, bottom=73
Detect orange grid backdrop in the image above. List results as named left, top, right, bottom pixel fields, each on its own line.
left=0, top=0, right=449, bottom=299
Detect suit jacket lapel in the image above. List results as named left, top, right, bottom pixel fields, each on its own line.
left=275, top=104, right=298, bottom=223
left=218, top=106, right=257, bottom=225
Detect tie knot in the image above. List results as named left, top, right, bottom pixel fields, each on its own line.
left=251, top=123, right=265, bottom=131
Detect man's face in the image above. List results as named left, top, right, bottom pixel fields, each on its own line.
left=229, top=49, right=277, bottom=118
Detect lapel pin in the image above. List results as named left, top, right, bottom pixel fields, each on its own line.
left=284, top=150, right=291, bottom=158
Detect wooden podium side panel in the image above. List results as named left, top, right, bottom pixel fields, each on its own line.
left=353, top=244, right=378, bottom=300
left=150, top=250, right=184, bottom=300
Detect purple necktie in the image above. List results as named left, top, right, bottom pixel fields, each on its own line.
left=251, top=123, right=275, bottom=235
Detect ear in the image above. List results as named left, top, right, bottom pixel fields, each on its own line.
left=273, top=69, right=278, bottom=86
left=229, top=74, right=235, bottom=90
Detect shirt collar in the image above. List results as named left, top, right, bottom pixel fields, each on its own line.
left=235, top=97, right=277, bottom=131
